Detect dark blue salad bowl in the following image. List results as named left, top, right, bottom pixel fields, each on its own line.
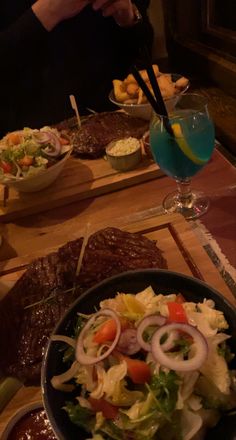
left=41, top=269, right=236, bottom=440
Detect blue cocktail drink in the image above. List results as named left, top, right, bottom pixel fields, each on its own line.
left=150, top=110, right=215, bottom=180
left=150, top=94, right=215, bottom=219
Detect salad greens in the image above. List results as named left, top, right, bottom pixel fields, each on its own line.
left=51, top=286, right=236, bottom=440
left=150, top=370, right=180, bottom=415
left=0, top=126, right=71, bottom=181
left=64, top=401, right=95, bottom=431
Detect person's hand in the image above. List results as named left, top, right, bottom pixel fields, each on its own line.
left=32, top=0, right=91, bottom=31
left=92, top=0, right=136, bottom=27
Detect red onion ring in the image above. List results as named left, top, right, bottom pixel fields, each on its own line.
left=32, top=130, right=62, bottom=156
left=76, top=309, right=121, bottom=365
left=161, top=329, right=179, bottom=352
left=136, top=315, right=166, bottom=352
left=151, top=323, right=208, bottom=372
left=117, top=328, right=141, bottom=355
left=42, top=131, right=61, bottom=157
left=32, top=131, right=52, bottom=144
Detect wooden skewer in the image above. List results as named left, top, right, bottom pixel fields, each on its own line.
left=70, top=222, right=91, bottom=296
left=75, top=222, right=91, bottom=278
left=69, top=94, right=81, bottom=129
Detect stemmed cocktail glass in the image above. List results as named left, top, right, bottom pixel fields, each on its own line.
left=150, top=94, right=215, bottom=220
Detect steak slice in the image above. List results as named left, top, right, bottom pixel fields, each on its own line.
left=79, top=227, right=167, bottom=288
left=0, top=227, right=167, bottom=384
left=71, top=112, right=149, bottom=158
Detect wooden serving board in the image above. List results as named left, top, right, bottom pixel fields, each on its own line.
left=0, top=212, right=235, bottom=435
left=0, top=153, right=162, bottom=223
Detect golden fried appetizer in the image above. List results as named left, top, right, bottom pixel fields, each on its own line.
left=112, top=66, right=188, bottom=105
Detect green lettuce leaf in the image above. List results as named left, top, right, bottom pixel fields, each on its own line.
left=63, top=401, right=95, bottom=432
left=150, top=370, right=180, bottom=415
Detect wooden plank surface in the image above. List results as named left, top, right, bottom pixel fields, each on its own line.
left=0, top=212, right=235, bottom=435
left=0, top=152, right=162, bottom=223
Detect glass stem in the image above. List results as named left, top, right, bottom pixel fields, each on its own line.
left=176, top=179, right=193, bottom=207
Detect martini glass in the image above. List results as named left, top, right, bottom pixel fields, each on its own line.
left=149, top=94, right=215, bottom=220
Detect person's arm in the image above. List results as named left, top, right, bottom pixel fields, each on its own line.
left=0, top=8, right=48, bottom=75
left=0, top=0, right=91, bottom=76
left=32, top=0, right=91, bottom=31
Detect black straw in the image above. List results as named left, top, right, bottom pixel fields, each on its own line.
left=130, top=66, right=161, bottom=115
left=132, top=46, right=173, bottom=136
left=142, top=46, right=168, bottom=118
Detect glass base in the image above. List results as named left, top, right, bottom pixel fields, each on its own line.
left=163, top=190, right=209, bottom=220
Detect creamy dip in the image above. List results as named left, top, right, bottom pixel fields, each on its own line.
left=107, top=137, right=140, bottom=156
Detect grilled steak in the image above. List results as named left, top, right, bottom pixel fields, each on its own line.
left=71, top=112, right=149, bottom=158
left=0, top=227, right=167, bottom=384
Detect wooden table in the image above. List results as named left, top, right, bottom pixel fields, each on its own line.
left=0, top=148, right=235, bottom=270
left=0, top=145, right=236, bottom=436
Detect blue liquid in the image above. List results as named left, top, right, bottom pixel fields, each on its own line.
left=150, top=111, right=215, bottom=180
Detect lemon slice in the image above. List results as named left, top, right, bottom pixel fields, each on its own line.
left=171, top=123, right=207, bottom=165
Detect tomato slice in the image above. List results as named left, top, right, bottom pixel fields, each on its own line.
left=0, top=161, right=13, bottom=174
left=115, top=352, right=151, bottom=384
left=93, top=318, right=128, bottom=344
left=88, top=397, right=118, bottom=419
left=167, top=302, right=188, bottom=323
left=93, top=319, right=118, bottom=344
left=127, top=358, right=151, bottom=384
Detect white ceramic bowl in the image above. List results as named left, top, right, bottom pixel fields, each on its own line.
left=109, top=73, right=190, bottom=120
left=1, top=149, right=72, bottom=193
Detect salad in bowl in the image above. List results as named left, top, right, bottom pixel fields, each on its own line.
left=47, top=284, right=236, bottom=440
left=0, top=126, right=72, bottom=191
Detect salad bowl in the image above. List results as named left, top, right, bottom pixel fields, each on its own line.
left=42, top=269, right=236, bottom=440
left=0, top=127, right=72, bottom=192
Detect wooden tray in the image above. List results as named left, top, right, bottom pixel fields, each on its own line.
left=0, top=153, right=162, bottom=223
left=0, top=212, right=235, bottom=435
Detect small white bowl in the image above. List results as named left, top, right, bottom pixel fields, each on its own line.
left=1, top=401, right=45, bottom=440
left=109, top=91, right=152, bottom=120
left=106, top=138, right=142, bottom=171
left=1, top=149, right=72, bottom=193
left=109, top=73, right=190, bottom=120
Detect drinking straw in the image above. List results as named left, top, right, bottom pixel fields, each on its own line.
left=132, top=44, right=173, bottom=135
left=139, top=48, right=197, bottom=163
left=69, top=94, right=81, bottom=129
left=142, top=45, right=169, bottom=118
left=131, top=65, right=173, bottom=136
left=130, top=66, right=161, bottom=115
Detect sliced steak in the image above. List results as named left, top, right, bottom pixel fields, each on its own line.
left=0, top=227, right=167, bottom=384
left=71, top=112, right=149, bottom=158
left=79, top=227, right=167, bottom=288
left=0, top=239, right=83, bottom=384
